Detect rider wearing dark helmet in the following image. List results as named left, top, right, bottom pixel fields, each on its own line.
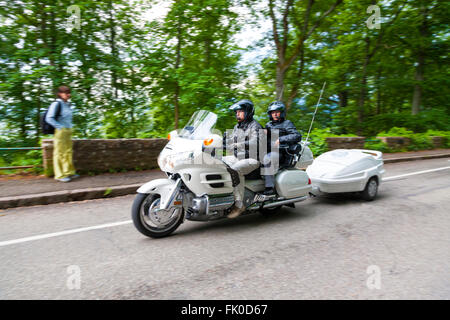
left=223, top=99, right=262, bottom=218
left=261, top=101, right=302, bottom=196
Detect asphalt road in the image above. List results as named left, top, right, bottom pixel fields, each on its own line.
left=0, top=158, right=449, bottom=299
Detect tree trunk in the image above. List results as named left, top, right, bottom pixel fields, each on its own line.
left=204, top=38, right=211, bottom=69
left=338, top=91, right=348, bottom=109
left=269, top=0, right=341, bottom=106
left=286, top=48, right=305, bottom=111
left=411, top=4, right=428, bottom=115
left=411, top=51, right=424, bottom=115
left=49, top=9, right=61, bottom=84
left=358, top=63, right=368, bottom=125
left=36, top=77, right=42, bottom=141
left=275, top=64, right=286, bottom=101
left=108, top=0, right=118, bottom=99
left=174, top=22, right=182, bottom=129
left=39, top=3, right=56, bottom=88
left=376, top=67, right=382, bottom=114
left=357, top=38, right=371, bottom=134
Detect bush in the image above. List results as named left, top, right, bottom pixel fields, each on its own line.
left=425, top=129, right=450, bottom=148
left=308, top=128, right=358, bottom=156
left=408, top=133, right=434, bottom=151
left=377, top=127, right=414, bottom=137
left=308, top=128, right=331, bottom=156
left=372, top=127, right=449, bottom=152
left=365, top=110, right=450, bottom=136
left=364, top=140, right=391, bottom=153
left=0, top=149, right=43, bottom=175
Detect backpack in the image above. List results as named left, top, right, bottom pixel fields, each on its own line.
left=40, top=101, right=62, bottom=135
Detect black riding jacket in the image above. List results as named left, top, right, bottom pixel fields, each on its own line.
left=265, top=119, right=302, bottom=151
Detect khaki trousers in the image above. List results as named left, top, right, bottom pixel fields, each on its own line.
left=53, top=128, right=76, bottom=179
left=223, top=156, right=260, bottom=208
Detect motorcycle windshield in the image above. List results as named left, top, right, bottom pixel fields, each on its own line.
left=178, top=110, right=218, bottom=140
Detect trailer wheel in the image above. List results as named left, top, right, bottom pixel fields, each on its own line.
left=361, top=177, right=378, bottom=201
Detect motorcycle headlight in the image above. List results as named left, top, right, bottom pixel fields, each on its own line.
left=172, top=152, right=195, bottom=167
left=158, top=152, right=194, bottom=172
left=158, top=154, right=169, bottom=171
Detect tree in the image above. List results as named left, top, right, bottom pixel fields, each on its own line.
left=141, top=0, right=244, bottom=135
left=264, top=0, right=342, bottom=108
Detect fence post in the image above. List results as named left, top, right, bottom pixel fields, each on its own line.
left=42, top=139, right=54, bottom=177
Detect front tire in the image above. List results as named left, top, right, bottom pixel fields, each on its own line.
left=132, top=193, right=184, bottom=238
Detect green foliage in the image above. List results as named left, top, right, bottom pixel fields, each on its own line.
left=377, top=127, right=414, bottom=137
left=365, top=110, right=450, bottom=136
left=0, top=155, right=7, bottom=167
left=426, top=130, right=450, bottom=148
left=0, top=0, right=448, bottom=161
left=377, top=127, right=433, bottom=151
left=372, top=127, right=450, bottom=152
left=0, top=149, right=43, bottom=174
left=408, top=133, right=435, bottom=151
left=307, top=129, right=329, bottom=156
left=308, top=128, right=358, bottom=156
left=104, top=188, right=113, bottom=196
left=364, top=140, right=391, bottom=153
left=141, top=0, right=243, bottom=137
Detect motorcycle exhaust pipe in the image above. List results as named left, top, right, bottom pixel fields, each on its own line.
left=262, top=196, right=308, bottom=209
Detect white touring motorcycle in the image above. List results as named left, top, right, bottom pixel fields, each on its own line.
left=132, top=110, right=384, bottom=238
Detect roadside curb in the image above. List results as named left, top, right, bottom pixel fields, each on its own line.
left=0, top=184, right=141, bottom=210
left=1, top=153, right=449, bottom=210
left=383, top=153, right=450, bottom=163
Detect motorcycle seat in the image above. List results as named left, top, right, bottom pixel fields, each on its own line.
left=245, top=168, right=262, bottom=180
left=280, top=143, right=302, bottom=169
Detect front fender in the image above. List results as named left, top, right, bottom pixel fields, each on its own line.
left=137, top=178, right=175, bottom=194
left=137, top=178, right=178, bottom=208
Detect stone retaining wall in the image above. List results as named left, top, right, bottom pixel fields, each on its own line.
left=376, top=136, right=411, bottom=149
left=42, top=135, right=446, bottom=176
left=429, top=136, right=445, bottom=148
left=42, top=138, right=168, bottom=177
left=325, top=137, right=366, bottom=150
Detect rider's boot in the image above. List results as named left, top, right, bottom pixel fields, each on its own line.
left=227, top=205, right=245, bottom=219
left=263, top=187, right=276, bottom=195
left=255, top=188, right=276, bottom=202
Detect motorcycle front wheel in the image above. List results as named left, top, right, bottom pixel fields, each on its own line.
left=132, top=193, right=184, bottom=238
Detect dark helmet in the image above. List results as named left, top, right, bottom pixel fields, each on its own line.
left=229, top=99, right=255, bottom=122
left=267, top=101, right=286, bottom=122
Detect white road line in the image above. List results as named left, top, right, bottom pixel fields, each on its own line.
left=0, top=220, right=132, bottom=248
left=1, top=165, right=449, bottom=248
left=383, top=166, right=450, bottom=181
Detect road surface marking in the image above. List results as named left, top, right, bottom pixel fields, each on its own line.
left=0, top=220, right=132, bottom=247
left=383, top=166, right=450, bottom=181
left=1, top=165, right=449, bottom=248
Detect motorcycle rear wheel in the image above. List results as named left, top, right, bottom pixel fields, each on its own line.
left=259, top=205, right=282, bottom=216
left=132, top=193, right=184, bottom=238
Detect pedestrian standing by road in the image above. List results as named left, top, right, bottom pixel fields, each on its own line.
left=45, top=85, right=79, bottom=183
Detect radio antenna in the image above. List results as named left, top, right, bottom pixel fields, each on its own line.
left=300, top=82, right=326, bottom=156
